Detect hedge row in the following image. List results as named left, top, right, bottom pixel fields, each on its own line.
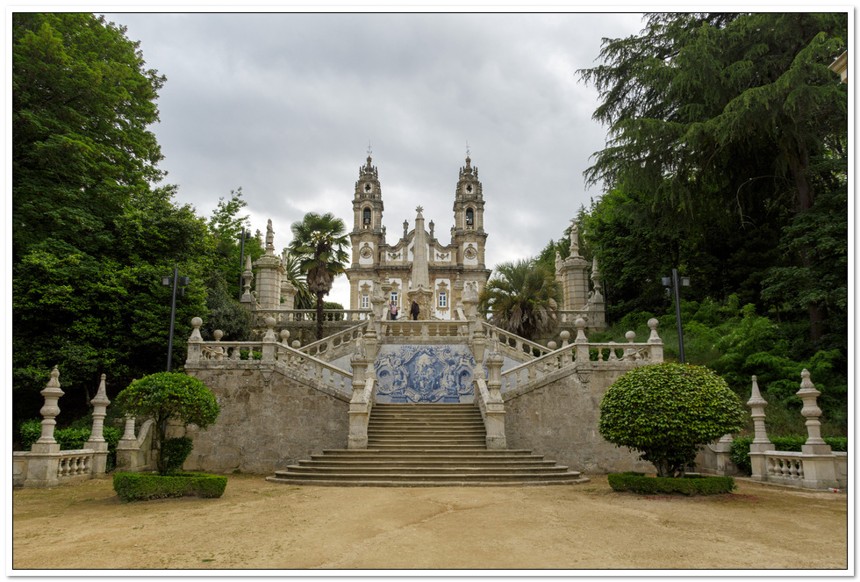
left=113, top=472, right=227, bottom=502
left=608, top=472, right=736, bottom=495
left=729, top=436, right=849, bottom=475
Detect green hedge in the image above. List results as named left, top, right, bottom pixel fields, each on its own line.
left=730, top=436, right=849, bottom=475
left=113, top=472, right=227, bottom=502
left=607, top=472, right=736, bottom=495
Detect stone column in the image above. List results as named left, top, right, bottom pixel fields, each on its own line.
left=116, top=416, right=138, bottom=471
left=84, top=374, right=111, bottom=476
left=483, top=350, right=507, bottom=449
left=261, top=317, right=277, bottom=362
left=559, top=220, right=589, bottom=309
left=646, top=318, right=663, bottom=363
left=747, top=375, right=774, bottom=480
left=574, top=318, right=589, bottom=363
left=797, top=369, right=831, bottom=454
left=27, top=367, right=64, bottom=487
left=407, top=206, right=434, bottom=318
left=254, top=219, right=285, bottom=310
left=186, top=316, right=203, bottom=366
left=348, top=343, right=371, bottom=449
left=240, top=254, right=255, bottom=307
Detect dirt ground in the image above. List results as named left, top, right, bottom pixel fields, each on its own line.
left=11, top=474, right=848, bottom=572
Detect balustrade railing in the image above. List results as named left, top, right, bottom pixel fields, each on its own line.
left=765, top=452, right=805, bottom=482
left=57, top=451, right=92, bottom=479
left=500, top=345, right=577, bottom=392
left=480, top=322, right=551, bottom=361
left=275, top=343, right=353, bottom=394
left=382, top=320, right=469, bottom=339
left=558, top=310, right=590, bottom=324
left=300, top=322, right=369, bottom=359
left=253, top=309, right=371, bottom=325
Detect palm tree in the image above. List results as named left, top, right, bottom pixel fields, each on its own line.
left=288, top=212, right=350, bottom=340
left=280, top=249, right=316, bottom=310
left=478, top=258, right=561, bottom=341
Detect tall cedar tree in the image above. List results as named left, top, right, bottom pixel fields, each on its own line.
left=578, top=13, right=847, bottom=346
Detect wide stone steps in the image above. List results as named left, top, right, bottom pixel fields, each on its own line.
left=267, top=403, right=588, bottom=486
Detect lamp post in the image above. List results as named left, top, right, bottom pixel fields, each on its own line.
left=238, top=228, right=248, bottom=300
left=162, top=266, right=189, bottom=371
left=661, top=268, right=690, bottom=363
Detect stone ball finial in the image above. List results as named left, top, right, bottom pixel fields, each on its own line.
left=265, top=316, right=276, bottom=329
left=574, top=318, right=586, bottom=330
left=647, top=318, right=659, bottom=331
left=191, top=317, right=203, bottom=328
left=280, top=329, right=291, bottom=342
left=213, top=330, right=224, bottom=341
left=560, top=330, right=571, bottom=341
left=625, top=330, right=636, bottom=342
left=547, top=341, right=557, bottom=350
left=291, top=340, right=301, bottom=349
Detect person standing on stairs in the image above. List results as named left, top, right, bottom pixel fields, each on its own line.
left=389, top=300, right=399, bottom=320
left=410, top=300, right=420, bottom=320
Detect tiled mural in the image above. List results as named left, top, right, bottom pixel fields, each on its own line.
left=374, top=345, right=476, bottom=403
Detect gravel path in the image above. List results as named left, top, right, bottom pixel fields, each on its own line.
left=12, top=474, right=848, bottom=572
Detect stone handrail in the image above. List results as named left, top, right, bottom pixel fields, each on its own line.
left=300, top=321, right=369, bottom=360
left=57, top=450, right=93, bottom=479
left=500, top=345, right=578, bottom=393
left=274, top=341, right=354, bottom=397
left=499, top=319, right=663, bottom=395
left=381, top=320, right=469, bottom=339
left=253, top=309, right=371, bottom=325
left=558, top=310, right=590, bottom=323
left=480, top=321, right=551, bottom=361
left=764, top=451, right=805, bottom=483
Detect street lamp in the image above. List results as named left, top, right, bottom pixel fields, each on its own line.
left=162, top=266, right=189, bottom=372
left=661, top=268, right=690, bottom=363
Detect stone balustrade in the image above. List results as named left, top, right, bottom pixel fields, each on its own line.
left=253, top=309, right=371, bottom=325
left=381, top=320, right=470, bottom=341
left=300, top=322, right=369, bottom=360
left=499, top=319, right=662, bottom=395
left=743, top=370, right=847, bottom=490
left=186, top=317, right=354, bottom=398
left=480, top=322, right=552, bottom=361
left=14, top=367, right=112, bottom=488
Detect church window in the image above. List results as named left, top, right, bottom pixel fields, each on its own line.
left=466, top=208, right=474, bottom=226
left=390, top=291, right=398, bottom=306
left=360, top=294, right=369, bottom=309
left=363, top=208, right=371, bottom=226
left=438, top=291, right=447, bottom=308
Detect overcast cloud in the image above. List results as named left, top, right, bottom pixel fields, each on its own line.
left=104, top=11, right=645, bottom=307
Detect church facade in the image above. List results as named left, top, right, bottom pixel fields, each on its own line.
left=345, top=154, right=491, bottom=320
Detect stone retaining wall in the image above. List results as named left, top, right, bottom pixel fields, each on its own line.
left=503, top=365, right=651, bottom=474
left=184, top=367, right=349, bottom=474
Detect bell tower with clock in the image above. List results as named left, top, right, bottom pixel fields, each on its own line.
left=451, top=153, right=487, bottom=269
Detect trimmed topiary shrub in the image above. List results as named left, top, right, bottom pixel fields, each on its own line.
left=161, top=437, right=194, bottom=474
left=607, top=472, right=736, bottom=495
left=114, top=372, right=219, bottom=475
left=600, top=363, right=746, bottom=477
left=113, top=472, right=227, bottom=501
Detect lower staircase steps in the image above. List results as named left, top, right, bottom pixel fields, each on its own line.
left=267, top=403, right=588, bottom=486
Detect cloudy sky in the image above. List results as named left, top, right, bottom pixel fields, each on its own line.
left=103, top=10, right=646, bottom=307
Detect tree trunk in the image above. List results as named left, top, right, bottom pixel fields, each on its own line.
left=315, top=292, right=325, bottom=340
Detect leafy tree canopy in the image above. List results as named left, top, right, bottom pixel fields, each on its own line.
left=478, top=258, right=560, bottom=341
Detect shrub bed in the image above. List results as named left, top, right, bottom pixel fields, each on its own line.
left=607, top=472, right=736, bottom=495
left=113, top=472, right=227, bottom=502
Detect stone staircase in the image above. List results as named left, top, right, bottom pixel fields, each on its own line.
left=267, top=403, right=588, bottom=486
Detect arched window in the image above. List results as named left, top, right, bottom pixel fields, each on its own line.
left=466, top=208, right=474, bottom=226
left=363, top=207, right=371, bottom=226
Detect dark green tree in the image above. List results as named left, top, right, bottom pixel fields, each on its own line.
left=578, top=13, right=847, bottom=344
left=288, top=212, right=350, bottom=339
left=478, top=259, right=561, bottom=341
left=12, top=14, right=212, bottom=423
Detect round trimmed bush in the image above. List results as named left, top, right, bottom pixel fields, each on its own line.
left=599, top=363, right=746, bottom=478
left=114, top=372, right=219, bottom=475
